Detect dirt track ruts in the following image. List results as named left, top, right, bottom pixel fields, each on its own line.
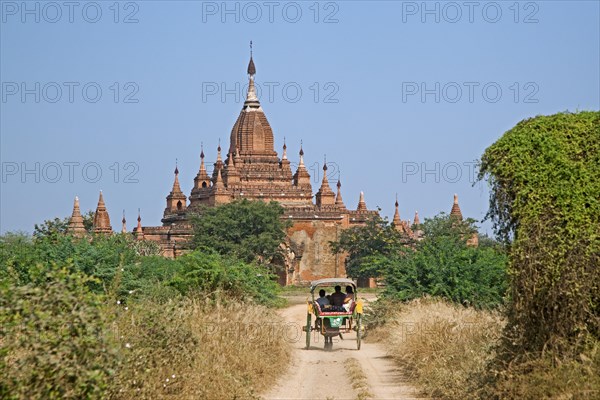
left=262, top=298, right=423, bottom=400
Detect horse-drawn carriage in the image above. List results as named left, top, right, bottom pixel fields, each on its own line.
left=302, top=278, right=363, bottom=350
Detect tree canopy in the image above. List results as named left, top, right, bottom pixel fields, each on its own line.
left=190, top=199, right=289, bottom=265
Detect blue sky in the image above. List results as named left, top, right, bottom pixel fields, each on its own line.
left=1, top=0, right=599, bottom=234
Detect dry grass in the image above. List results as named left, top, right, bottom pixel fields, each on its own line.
left=373, top=298, right=600, bottom=399
left=108, top=297, right=291, bottom=399
left=493, top=347, right=600, bottom=399
left=345, top=357, right=373, bottom=400
left=372, top=297, right=505, bottom=400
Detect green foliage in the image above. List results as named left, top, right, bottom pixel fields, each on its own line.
left=478, top=111, right=600, bottom=356
left=331, top=213, right=507, bottom=308
left=384, top=214, right=507, bottom=308
left=33, top=211, right=94, bottom=239
left=191, top=199, right=289, bottom=265
left=170, top=250, right=283, bottom=307
left=0, top=232, right=36, bottom=286
left=1, top=232, right=161, bottom=294
left=0, top=265, right=117, bottom=399
left=330, top=215, right=408, bottom=278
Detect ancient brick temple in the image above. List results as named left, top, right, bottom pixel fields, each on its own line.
left=148, top=53, right=380, bottom=285
left=67, top=52, right=469, bottom=286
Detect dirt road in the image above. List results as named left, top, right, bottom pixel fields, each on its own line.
left=262, top=299, right=423, bottom=400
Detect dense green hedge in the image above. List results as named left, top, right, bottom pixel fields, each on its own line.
left=479, top=111, right=600, bottom=356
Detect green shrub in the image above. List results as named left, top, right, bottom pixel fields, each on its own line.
left=170, top=250, right=283, bottom=307
left=384, top=214, right=508, bottom=308
left=0, top=266, right=117, bottom=400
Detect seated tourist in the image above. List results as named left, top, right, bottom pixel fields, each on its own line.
left=316, top=289, right=330, bottom=310
left=330, top=285, right=346, bottom=309
left=343, top=286, right=354, bottom=311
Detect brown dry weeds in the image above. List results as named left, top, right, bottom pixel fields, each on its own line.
left=109, top=297, right=292, bottom=400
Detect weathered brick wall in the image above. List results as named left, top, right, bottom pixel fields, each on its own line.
left=287, top=220, right=347, bottom=285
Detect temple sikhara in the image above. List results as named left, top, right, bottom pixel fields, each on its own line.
left=67, top=50, right=471, bottom=286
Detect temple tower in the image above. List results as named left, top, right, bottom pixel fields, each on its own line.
left=162, top=165, right=188, bottom=225
left=67, top=196, right=86, bottom=237
left=450, top=193, right=463, bottom=219
left=315, top=158, right=336, bottom=208
left=93, top=191, right=113, bottom=234
left=189, top=145, right=212, bottom=207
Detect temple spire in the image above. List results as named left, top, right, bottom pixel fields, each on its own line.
left=282, top=138, right=288, bottom=160
left=393, top=194, right=402, bottom=227
left=198, top=144, right=209, bottom=179
left=171, top=161, right=183, bottom=194
left=191, top=143, right=212, bottom=200
left=450, top=193, right=463, bottom=219
left=299, top=141, right=305, bottom=166
left=247, top=40, right=256, bottom=76
left=213, top=141, right=225, bottom=180
left=215, top=167, right=225, bottom=189
left=121, top=210, right=127, bottom=234
left=413, top=210, right=421, bottom=226
left=315, top=156, right=335, bottom=207
left=164, top=163, right=187, bottom=216
left=134, top=209, right=143, bottom=239
left=335, top=174, right=346, bottom=209
left=93, top=191, right=113, bottom=234
left=245, top=42, right=259, bottom=106
left=356, top=191, right=368, bottom=212
left=320, top=155, right=331, bottom=187
left=67, top=196, right=86, bottom=237
left=293, top=141, right=311, bottom=189
left=226, top=151, right=240, bottom=185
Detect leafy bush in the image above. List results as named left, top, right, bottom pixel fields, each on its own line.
left=384, top=214, right=507, bottom=308
left=0, top=266, right=117, bottom=400
left=170, top=250, right=284, bottom=307
left=1, top=232, right=161, bottom=295
left=332, top=213, right=507, bottom=308
left=479, top=111, right=600, bottom=355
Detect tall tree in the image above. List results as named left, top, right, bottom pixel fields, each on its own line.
left=330, top=215, right=408, bottom=278
left=190, top=199, right=289, bottom=265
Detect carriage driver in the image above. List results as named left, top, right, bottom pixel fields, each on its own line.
left=330, top=285, right=346, bottom=307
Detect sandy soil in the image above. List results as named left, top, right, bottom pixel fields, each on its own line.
left=262, top=298, right=423, bottom=400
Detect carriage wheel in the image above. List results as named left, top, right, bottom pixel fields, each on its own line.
left=356, top=314, right=362, bottom=350
left=305, top=313, right=311, bottom=350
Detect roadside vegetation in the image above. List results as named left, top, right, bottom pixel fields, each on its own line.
left=354, top=111, right=600, bottom=399
left=0, top=199, right=291, bottom=399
